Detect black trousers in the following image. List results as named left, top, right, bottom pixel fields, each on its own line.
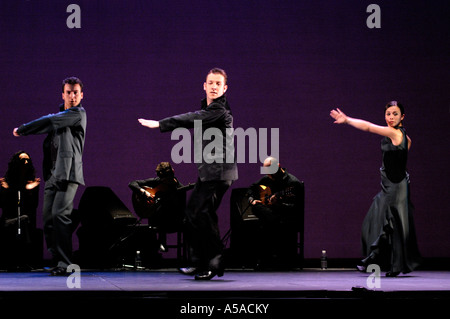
left=43, top=176, right=78, bottom=268
left=184, top=179, right=232, bottom=269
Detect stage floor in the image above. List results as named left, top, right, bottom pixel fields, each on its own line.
left=1, top=268, right=449, bottom=316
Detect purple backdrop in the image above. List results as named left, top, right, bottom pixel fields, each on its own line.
left=1, top=1, right=449, bottom=261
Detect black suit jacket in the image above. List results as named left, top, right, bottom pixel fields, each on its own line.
left=17, top=104, right=87, bottom=185
left=159, top=95, right=238, bottom=182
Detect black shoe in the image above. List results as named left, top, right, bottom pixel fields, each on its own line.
left=386, top=271, right=400, bottom=277
left=178, top=267, right=200, bottom=276
left=44, top=266, right=58, bottom=272
left=194, top=269, right=224, bottom=281
left=50, top=266, right=68, bottom=276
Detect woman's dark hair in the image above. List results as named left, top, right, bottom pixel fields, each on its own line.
left=4, top=150, right=36, bottom=189
left=385, top=100, right=405, bottom=115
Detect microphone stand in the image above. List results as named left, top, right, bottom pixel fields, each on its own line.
left=17, top=190, right=21, bottom=238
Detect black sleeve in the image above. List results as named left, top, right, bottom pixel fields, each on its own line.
left=128, top=177, right=159, bottom=193
left=17, top=108, right=84, bottom=136
left=159, top=103, right=227, bottom=132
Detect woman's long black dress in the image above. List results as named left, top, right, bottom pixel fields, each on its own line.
left=361, top=127, right=422, bottom=274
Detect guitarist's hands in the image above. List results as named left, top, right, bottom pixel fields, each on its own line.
left=144, top=190, right=152, bottom=198
left=268, top=195, right=278, bottom=205
left=250, top=199, right=262, bottom=206
left=138, top=119, right=160, bottom=128
left=140, top=188, right=152, bottom=198
left=251, top=196, right=276, bottom=205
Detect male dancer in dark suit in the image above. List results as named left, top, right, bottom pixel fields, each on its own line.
left=138, top=68, right=238, bottom=280
left=13, top=77, right=87, bottom=276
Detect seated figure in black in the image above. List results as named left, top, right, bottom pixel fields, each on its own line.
left=129, top=162, right=186, bottom=251
left=247, top=156, right=303, bottom=269
left=0, top=150, right=41, bottom=270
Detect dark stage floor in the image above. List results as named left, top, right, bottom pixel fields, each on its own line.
left=1, top=267, right=449, bottom=316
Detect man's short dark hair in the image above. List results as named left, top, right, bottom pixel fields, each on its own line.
left=207, top=68, right=228, bottom=85
left=156, top=162, right=174, bottom=178
left=62, top=77, right=83, bottom=92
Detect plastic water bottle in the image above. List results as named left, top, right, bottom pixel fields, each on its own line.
left=135, top=250, right=142, bottom=270
left=321, top=250, right=328, bottom=270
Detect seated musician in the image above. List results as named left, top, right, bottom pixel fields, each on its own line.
left=0, top=151, right=41, bottom=270
left=247, top=156, right=303, bottom=269
left=128, top=162, right=185, bottom=250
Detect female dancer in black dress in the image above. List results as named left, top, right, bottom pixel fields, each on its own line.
left=330, top=101, right=422, bottom=277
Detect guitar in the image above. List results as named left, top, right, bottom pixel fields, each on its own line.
left=132, top=182, right=195, bottom=220
left=258, top=185, right=295, bottom=206
left=138, top=184, right=169, bottom=206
